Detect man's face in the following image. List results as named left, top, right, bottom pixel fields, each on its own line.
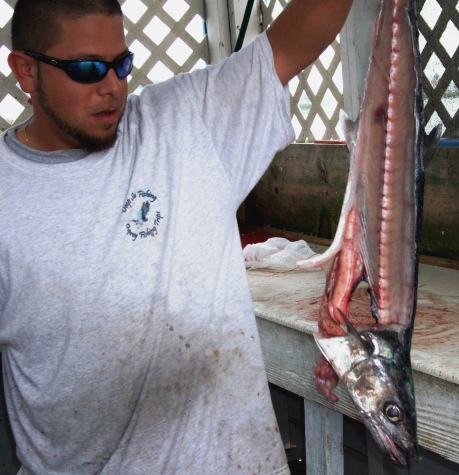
left=32, top=14, right=129, bottom=151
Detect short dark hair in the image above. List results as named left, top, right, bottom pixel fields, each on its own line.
left=11, top=0, right=123, bottom=52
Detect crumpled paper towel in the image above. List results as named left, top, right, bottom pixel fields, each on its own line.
left=243, top=237, right=316, bottom=271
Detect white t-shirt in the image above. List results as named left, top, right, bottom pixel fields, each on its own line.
left=0, top=33, right=294, bottom=475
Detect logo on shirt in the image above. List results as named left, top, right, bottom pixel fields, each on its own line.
left=122, top=189, right=163, bottom=242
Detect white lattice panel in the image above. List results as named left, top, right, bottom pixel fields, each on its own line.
left=262, top=0, right=345, bottom=142
left=0, top=0, right=209, bottom=132
left=262, top=0, right=458, bottom=141
left=1, top=0, right=457, bottom=138
left=0, top=0, right=25, bottom=131
left=123, top=0, right=209, bottom=88
left=418, top=0, right=459, bottom=137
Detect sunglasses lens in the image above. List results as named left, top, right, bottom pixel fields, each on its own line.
left=65, top=53, right=133, bottom=83
left=68, top=61, right=108, bottom=83
left=116, top=54, right=134, bottom=79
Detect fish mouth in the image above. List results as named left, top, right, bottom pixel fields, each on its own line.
left=371, top=422, right=418, bottom=468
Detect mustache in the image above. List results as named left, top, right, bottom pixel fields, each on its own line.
left=90, top=100, right=123, bottom=115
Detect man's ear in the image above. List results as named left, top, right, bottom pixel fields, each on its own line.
left=8, top=51, right=38, bottom=94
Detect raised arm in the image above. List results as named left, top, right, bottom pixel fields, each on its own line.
left=267, top=0, right=354, bottom=85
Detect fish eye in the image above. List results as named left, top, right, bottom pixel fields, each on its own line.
left=384, top=403, right=403, bottom=423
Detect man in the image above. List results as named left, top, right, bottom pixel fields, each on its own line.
left=1, top=0, right=353, bottom=473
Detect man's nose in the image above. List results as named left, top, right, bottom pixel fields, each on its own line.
left=97, top=67, right=124, bottom=95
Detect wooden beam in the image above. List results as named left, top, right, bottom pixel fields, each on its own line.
left=305, top=399, right=344, bottom=475
left=228, top=0, right=260, bottom=51
left=204, top=0, right=232, bottom=64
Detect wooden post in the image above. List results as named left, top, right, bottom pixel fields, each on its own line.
left=227, top=0, right=260, bottom=51
left=304, top=398, right=344, bottom=475
left=204, top=0, right=259, bottom=64
left=203, top=0, right=232, bottom=64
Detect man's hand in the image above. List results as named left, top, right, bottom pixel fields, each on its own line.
left=267, top=0, right=354, bottom=85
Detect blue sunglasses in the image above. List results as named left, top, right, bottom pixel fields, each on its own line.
left=23, top=50, right=134, bottom=84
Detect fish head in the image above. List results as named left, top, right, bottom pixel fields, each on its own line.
left=315, top=327, right=418, bottom=467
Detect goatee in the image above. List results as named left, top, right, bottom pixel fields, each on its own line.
left=36, top=73, right=120, bottom=152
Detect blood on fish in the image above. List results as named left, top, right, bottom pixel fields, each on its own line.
left=375, top=107, right=387, bottom=118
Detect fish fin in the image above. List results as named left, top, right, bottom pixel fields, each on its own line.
left=337, top=308, right=360, bottom=338
left=368, top=287, right=380, bottom=322
left=337, top=308, right=374, bottom=354
left=340, top=110, right=359, bottom=155
left=356, top=207, right=381, bottom=316
left=422, top=124, right=442, bottom=169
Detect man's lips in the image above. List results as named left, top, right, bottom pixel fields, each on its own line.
left=91, top=108, right=119, bottom=123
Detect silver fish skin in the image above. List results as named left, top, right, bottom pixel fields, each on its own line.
left=315, top=320, right=417, bottom=467
left=298, top=0, right=441, bottom=467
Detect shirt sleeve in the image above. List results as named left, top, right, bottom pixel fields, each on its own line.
left=173, top=32, right=295, bottom=204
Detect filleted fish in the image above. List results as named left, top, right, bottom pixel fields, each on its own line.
left=298, top=0, right=442, bottom=466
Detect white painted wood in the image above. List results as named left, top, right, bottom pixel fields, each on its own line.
left=228, top=0, right=260, bottom=50
left=304, top=399, right=344, bottom=475
left=340, top=0, right=380, bottom=120
left=204, top=0, right=232, bottom=64
left=249, top=259, right=459, bottom=465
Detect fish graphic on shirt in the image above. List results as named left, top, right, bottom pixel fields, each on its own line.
left=132, top=201, right=150, bottom=227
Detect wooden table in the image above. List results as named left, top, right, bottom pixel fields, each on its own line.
left=247, top=244, right=459, bottom=474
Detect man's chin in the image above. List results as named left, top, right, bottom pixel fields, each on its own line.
left=80, top=130, right=119, bottom=152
